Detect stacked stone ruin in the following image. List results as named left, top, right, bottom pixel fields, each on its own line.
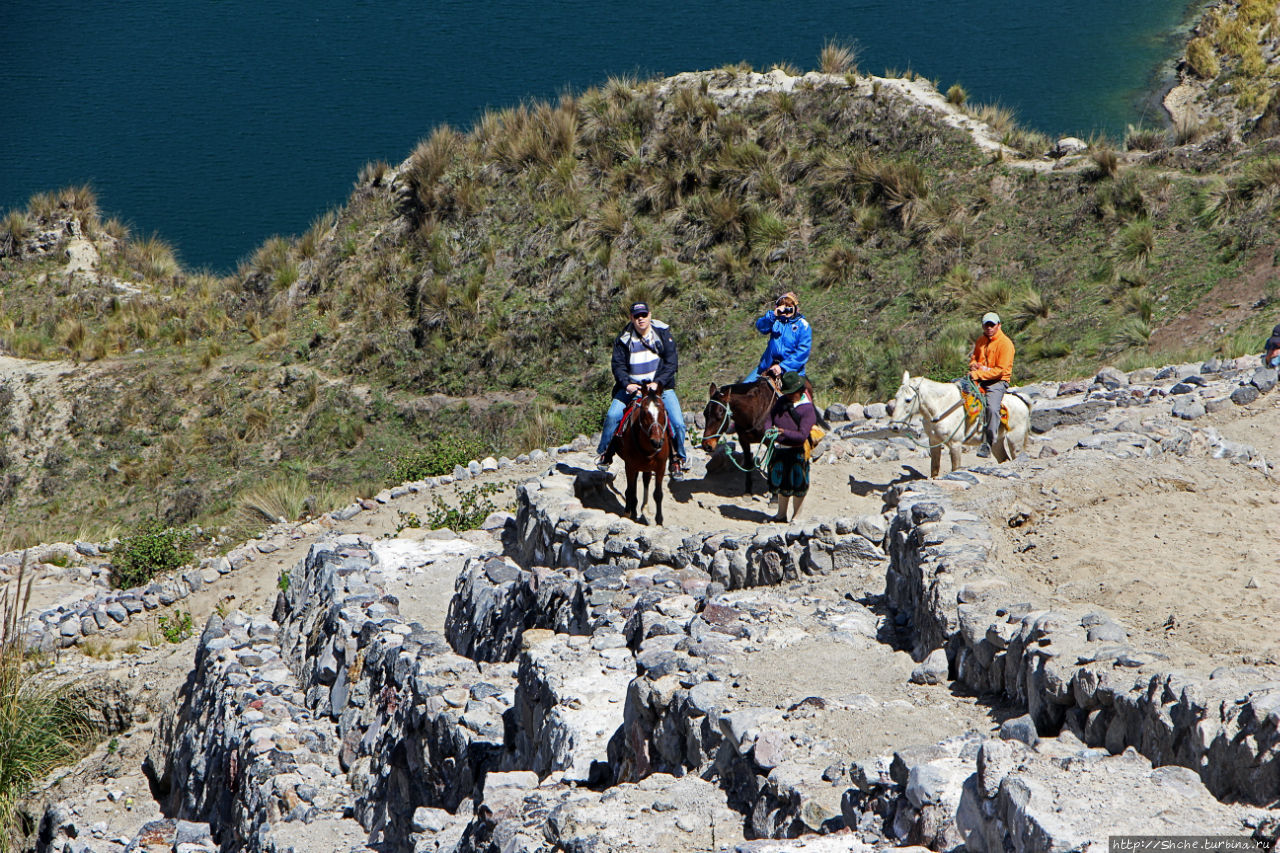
left=32, top=357, right=1280, bottom=852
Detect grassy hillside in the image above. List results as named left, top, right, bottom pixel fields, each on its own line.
left=2, top=53, right=1280, bottom=547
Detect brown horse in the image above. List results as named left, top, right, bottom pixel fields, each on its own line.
left=616, top=386, right=671, bottom=525
left=700, top=377, right=817, bottom=493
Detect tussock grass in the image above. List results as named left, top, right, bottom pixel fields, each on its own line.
left=1124, top=125, right=1166, bottom=152
left=0, top=211, right=30, bottom=256
left=1118, top=218, right=1156, bottom=267
left=1089, top=144, right=1121, bottom=179
left=819, top=40, right=856, bottom=74
left=0, top=555, right=95, bottom=838
left=1186, top=37, right=1220, bottom=79
left=945, top=84, right=968, bottom=107
left=127, top=234, right=179, bottom=281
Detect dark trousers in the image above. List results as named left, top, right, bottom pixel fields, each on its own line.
left=981, top=380, right=1007, bottom=446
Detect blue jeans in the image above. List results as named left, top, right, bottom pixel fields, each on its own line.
left=597, top=389, right=688, bottom=462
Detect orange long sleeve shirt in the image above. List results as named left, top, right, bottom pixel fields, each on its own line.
left=970, top=329, right=1014, bottom=382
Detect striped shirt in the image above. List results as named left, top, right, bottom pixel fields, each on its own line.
left=628, top=330, right=661, bottom=383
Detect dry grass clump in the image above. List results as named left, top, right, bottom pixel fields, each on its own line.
left=819, top=40, right=856, bottom=75
left=127, top=234, right=180, bottom=281
left=1089, top=143, right=1121, bottom=179
left=1124, top=125, right=1167, bottom=152
left=0, top=211, right=30, bottom=256
left=1186, top=37, right=1220, bottom=79
left=945, top=84, right=968, bottom=107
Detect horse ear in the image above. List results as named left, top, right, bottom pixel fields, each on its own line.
left=902, top=370, right=910, bottom=384
left=709, top=382, right=717, bottom=395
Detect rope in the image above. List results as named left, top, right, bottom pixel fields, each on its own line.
left=703, top=389, right=781, bottom=475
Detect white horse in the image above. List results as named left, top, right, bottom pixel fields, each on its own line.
left=888, top=371, right=1030, bottom=478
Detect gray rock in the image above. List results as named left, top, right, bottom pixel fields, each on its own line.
left=823, top=404, right=849, bottom=422
left=1171, top=397, right=1205, bottom=420
left=1250, top=367, right=1277, bottom=393
left=999, top=714, right=1039, bottom=747
left=1230, top=384, right=1259, bottom=406
left=864, top=403, right=888, bottom=419
left=1094, top=366, right=1129, bottom=389
left=910, top=648, right=949, bottom=685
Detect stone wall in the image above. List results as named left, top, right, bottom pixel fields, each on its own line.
left=512, top=470, right=887, bottom=589
left=885, top=479, right=1280, bottom=806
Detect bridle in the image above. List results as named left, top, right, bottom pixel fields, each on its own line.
left=701, top=382, right=781, bottom=473
left=888, top=378, right=970, bottom=450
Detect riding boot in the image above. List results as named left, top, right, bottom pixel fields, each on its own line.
left=772, top=495, right=789, bottom=523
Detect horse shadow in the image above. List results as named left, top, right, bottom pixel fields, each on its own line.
left=847, top=465, right=927, bottom=497
left=717, top=503, right=777, bottom=523
left=556, top=462, right=627, bottom=517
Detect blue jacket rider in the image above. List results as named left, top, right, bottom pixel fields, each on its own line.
left=744, top=291, right=811, bottom=383
left=596, top=303, right=689, bottom=478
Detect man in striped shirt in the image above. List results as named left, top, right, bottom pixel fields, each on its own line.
left=596, top=302, right=689, bottom=479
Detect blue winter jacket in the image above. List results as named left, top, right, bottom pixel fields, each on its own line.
left=753, top=311, right=812, bottom=375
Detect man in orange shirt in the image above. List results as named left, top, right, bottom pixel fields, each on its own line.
left=969, top=311, right=1014, bottom=458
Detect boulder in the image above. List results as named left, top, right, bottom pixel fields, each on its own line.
left=1171, top=397, right=1205, bottom=420
left=1093, top=367, right=1129, bottom=389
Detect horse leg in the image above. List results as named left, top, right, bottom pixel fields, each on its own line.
left=625, top=470, right=638, bottom=520
left=741, top=436, right=754, bottom=493
left=949, top=442, right=962, bottom=473
left=930, top=445, right=942, bottom=479
left=640, top=472, right=651, bottom=523
left=654, top=471, right=664, bottom=526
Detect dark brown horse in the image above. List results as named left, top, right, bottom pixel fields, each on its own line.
left=700, top=377, right=816, bottom=492
left=617, top=386, right=671, bottom=525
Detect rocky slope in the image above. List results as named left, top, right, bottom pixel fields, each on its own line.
left=11, top=353, right=1280, bottom=853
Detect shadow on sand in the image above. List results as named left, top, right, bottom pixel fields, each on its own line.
left=847, top=465, right=927, bottom=497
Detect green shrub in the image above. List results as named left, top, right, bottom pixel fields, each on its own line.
left=390, top=434, right=487, bottom=482
left=110, top=521, right=195, bottom=589
left=157, top=610, right=193, bottom=643
left=423, top=483, right=502, bottom=532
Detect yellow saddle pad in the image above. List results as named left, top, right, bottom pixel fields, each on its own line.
left=961, top=390, right=1010, bottom=430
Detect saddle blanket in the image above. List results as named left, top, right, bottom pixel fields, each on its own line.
left=960, top=390, right=1010, bottom=430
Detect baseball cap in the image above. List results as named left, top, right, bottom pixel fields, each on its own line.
left=631, top=302, right=650, bottom=316
left=981, top=312, right=1001, bottom=326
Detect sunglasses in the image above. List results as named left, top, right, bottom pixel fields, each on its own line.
left=776, top=304, right=794, bottom=312
left=983, top=322, right=997, bottom=328
left=632, top=312, right=649, bottom=319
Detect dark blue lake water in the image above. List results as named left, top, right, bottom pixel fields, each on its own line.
left=2, top=1, right=1197, bottom=272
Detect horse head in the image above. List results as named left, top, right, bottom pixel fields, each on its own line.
left=636, top=385, right=668, bottom=452
left=701, top=382, right=731, bottom=452
left=888, top=370, right=922, bottom=431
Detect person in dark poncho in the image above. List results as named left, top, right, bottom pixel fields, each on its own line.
left=1264, top=323, right=1280, bottom=369
left=764, top=371, right=816, bottom=523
